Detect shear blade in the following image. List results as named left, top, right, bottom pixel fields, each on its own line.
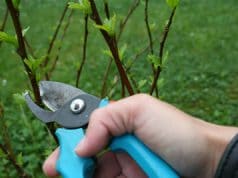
left=24, top=93, right=54, bottom=123
left=39, top=81, right=85, bottom=111
left=25, top=81, right=101, bottom=128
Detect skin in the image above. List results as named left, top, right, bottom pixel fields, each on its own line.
left=43, top=94, right=238, bottom=178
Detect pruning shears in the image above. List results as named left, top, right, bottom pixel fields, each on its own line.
left=24, top=81, right=179, bottom=178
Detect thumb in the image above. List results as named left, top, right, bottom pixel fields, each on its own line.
left=75, top=94, right=146, bottom=157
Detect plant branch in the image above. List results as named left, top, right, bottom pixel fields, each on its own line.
left=0, top=144, right=30, bottom=178
left=48, top=10, right=74, bottom=79
left=0, top=8, right=8, bottom=31
left=144, top=0, right=160, bottom=96
left=0, top=104, right=30, bottom=178
left=6, top=0, right=58, bottom=143
left=5, top=0, right=42, bottom=105
left=104, top=1, right=110, bottom=18
left=43, top=3, right=69, bottom=80
left=101, top=0, right=139, bottom=97
left=106, top=36, right=159, bottom=96
left=24, top=37, right=36, bottom=58
left=76, top=14, right=89, bottom=87
left=144, top=0, right=154, bottom=54
left=0, top=7, right=9, bottom=47
left=117, top=0, right=140, bottom=41
left=150, top=7, right=177, bottom=95
left=0, top=104, right=14, bottom=159
left=100, top=58, right=113, bottom=97
left=89, top=0, right=134, bottom=95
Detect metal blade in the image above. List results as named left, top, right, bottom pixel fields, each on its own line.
left=39, top=81, right=85, bottom=111
left=24, top=93, right=54, bottom=123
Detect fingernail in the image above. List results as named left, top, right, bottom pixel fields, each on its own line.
left=75, top=137, right=85, bottom=154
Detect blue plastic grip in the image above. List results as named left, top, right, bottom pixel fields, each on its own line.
left=55, top=128, right=95, bottom=178
left=100, top=99, right=179, bottom=178
left=110, top=135, right=179, bottom=178
left=55, top=98, right=179, bottom=178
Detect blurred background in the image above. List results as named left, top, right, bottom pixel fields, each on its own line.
left=0, top=0, right=238, bottom=177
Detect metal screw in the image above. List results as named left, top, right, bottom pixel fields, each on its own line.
left=70, top=98, right=85, bottom=114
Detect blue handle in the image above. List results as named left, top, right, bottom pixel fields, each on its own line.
left=110, top=135, right=179, bottom=178
left=100, top=99, right=179, bottom=178
left=55, top=128, right=95, bottom=178
left=56, top=98, right=179, bottom=178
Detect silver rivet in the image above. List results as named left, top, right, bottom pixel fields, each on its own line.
left=70, top=99, right=85, bottom=114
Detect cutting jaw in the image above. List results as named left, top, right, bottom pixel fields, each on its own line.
left=25, top=81, right=101, bottom=128
left=39, top=81, right=86, bottom=111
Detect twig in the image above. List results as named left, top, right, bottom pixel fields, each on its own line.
left=107, top=37, right=159, bottom=96
left=89, top=0, right=134, bottom=95
left=5, top=0, right=42, bottom=106
left=104, top=1, right=110, bottom=18
left=144, top=0, right=160, bottom=96
left=0, top=104, right=14, bottom=159
left=24, top=37, right=36, bottom=58
left=6, top=0, right=57, bottom=143
left=144, top=0, right=154, bottom=54
left=0, top=7, right=9, bottom=47
left=101, top=0, right=140, bottom=96
left=150, top=7, right=177, bottom=95
left=43, top=3, right=69, bottom=80
left=0, top=8, right=8, bottom=31
left=100, top=58, right=113, bottom=97
left=76, top=14, right=89, bottom=87
left=0, top=104, right=30, bottom=178
left=117, top=0, right=140, bottom=41
left=0, top=144, right=30, bottom=178
left=48, top=10, right=74, bottom=79
left=130, top=74, right=141, bottom=93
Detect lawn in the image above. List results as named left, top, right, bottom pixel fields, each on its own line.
left=0, top=0, right=238, bottom=177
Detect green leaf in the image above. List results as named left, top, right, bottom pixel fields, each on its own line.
left=35, top=72, right=42, bottom=82
left=103, top=44, right=126, bottom=60
left=22, top=26, right=30, bottom=37
left=0, top=31, right=18, bottom=47
left=102, top=49, right=113, bottom=58
left=68, top=0, right=92, bottom=15
left=13, top=93, right=25, bottom=105
left=94, top=14, right=117, bottom=36
left=147, top=54, right=161, bottom=68
left=163, top=51, right=169, bottom=64
left=12, top=0, right=21, bottom=9
left=149, top=22, right=156, bottom=32
left=119, top=44, right=127, bottom=61
left=24, top=56, right=45, bottom=74
left=16, top=152, right=23, bottom=166
left=166, top=0, right=179, bottom=8
left=138, top=80, right=147, bottom=89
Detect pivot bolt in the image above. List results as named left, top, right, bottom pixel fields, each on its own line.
left=70, top=99, right=85, bottom=114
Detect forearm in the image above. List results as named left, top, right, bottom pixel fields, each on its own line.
left=194, top=118, right=238, bottom=178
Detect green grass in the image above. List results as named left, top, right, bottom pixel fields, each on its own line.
left=0, top=0, right=238, bottom=177
left=160, top=0, right=238, bottom=124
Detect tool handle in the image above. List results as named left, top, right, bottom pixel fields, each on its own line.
left=110, top=135, right=179, bottom=178
left=100, top=99, right=179, bottom=178
left=55, top=128, right=95, bottom=178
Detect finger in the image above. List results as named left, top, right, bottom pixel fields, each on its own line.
left=75, top=94, right=145, bottom=157
left=93, top=151, right=121, bottom=178
left=116, top=152, right=147, bottom=178
left=42, top=148, right=59, bottom=177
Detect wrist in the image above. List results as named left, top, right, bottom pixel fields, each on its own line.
left=201, top=121, right=238, bottom=177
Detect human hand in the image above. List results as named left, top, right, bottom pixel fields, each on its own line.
left=43, top=148, right=147, bottom=178
left=43, top=94, right=238, bottom=178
